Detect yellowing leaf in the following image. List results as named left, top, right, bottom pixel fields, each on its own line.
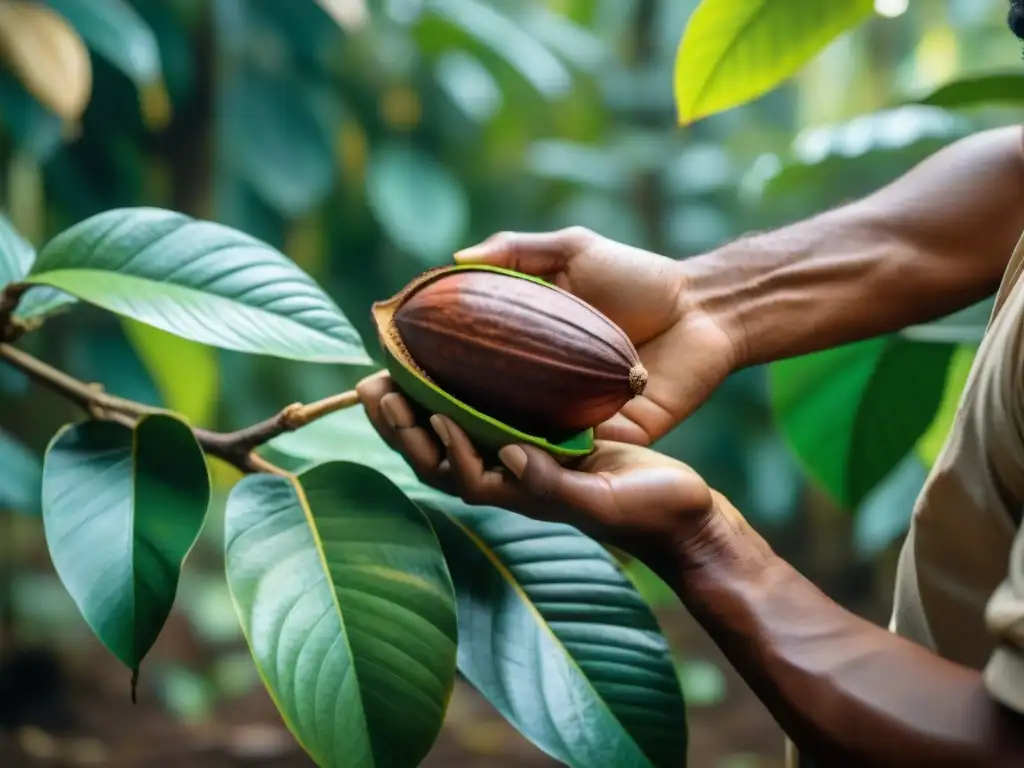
left=0, top=0, right=91, bottom=122
left=673, top=0, right=874, bottom=125
left=122, top=317, right=219, bottom=427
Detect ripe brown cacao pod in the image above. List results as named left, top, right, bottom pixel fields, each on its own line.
left=391, top=269, right=647, bottom=438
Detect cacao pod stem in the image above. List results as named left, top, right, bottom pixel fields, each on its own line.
left=629, top=363, right=648, bottom=397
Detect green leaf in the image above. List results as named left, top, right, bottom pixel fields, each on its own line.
left=43, top=0, right=161, bottom=86
left=263, top=405, right=425, bottom=493
left=915, top=344, right=976, bottom=468
left=0, top=195, right=78, bottom=322
left=757, top=107, right=971, bottom=207
left=0, top=210, right=35, bottom=287
left=428, top=0, right=572, bottom=99
left=122, top=318, right=219, bottom=426
left=673, top=0, right=874, bottom=124
left=25, top=207, right=370, bottom=364
left=41, top=415, right=210, bottom=679
left=769, top=338, right=954, bottom=509
left=916, top=73, right=1024, bottom=110
left=225, top=462, right=458, bottom=768
left=0, top=427, right=42, bottom=515
left=417, top=495, right=687, bottom=768
left=366, top=143, right=470, bottom=266
left=853, top=454, right=924, bottom=558
left=223, top=70, right=336, bottom=218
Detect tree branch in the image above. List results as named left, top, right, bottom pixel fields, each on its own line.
left=0, top=341, right=364, bottom=474
left=0, top=283, right=29, bottom=343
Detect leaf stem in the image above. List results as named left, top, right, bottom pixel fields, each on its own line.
left=0, top=341, right=365, bottom=474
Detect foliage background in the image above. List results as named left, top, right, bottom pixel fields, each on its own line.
left=1, top=0, right=1022, bottom=765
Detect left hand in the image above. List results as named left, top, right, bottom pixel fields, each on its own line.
left=357, top=372, right=718, bottom=552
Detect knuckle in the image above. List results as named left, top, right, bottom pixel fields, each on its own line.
left=561, top=226, right=595, bottom=246
left=490, top=231, right=516, bottom=249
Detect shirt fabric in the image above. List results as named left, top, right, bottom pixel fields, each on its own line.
left=787, top=230, right=1024, bottom=766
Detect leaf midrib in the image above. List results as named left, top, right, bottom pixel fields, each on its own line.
left=23, top=269, right=370, bottom=363
left=440, top=511, right=653, bottom=767
left=291, top=476, right=375, bottom=768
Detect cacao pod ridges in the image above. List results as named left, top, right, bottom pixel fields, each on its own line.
left=389, top=268, right=646, bottom=438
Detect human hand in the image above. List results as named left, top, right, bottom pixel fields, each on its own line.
left=452, top=227, right=740, bottom=445
left=357, top=372, right=728, bottom=557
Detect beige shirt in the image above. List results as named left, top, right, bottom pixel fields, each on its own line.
left=788, top=231, right=1024, bottom=766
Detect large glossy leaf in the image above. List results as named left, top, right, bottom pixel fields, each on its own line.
left=416, top=495, right=687, bottom=768
left=24, top=207, right=370, bottom=364
left=673, top=0, right=874, bottom=124
left=41, top=415, right=210, bottom=681
left=0, top=427, right=42, bottom=515
left=769, top=337, right=954, bottom=510
left=225, top=462, right=458, bottom=768
left=42, top=0, right=161, bottom=87
left=222, top=70, right=336, bottom=218
left=916, top=73, right=1024, bottom=110
left=366, top=143, right=470, bottom=266
left=0, top=210, right=77, bottom=320
left=122, top=318, right=219, bottom=427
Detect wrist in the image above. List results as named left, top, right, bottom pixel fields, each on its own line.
left=676, top=250, right=753, bottom=371
left=628, top=490, right=777, bottom=587
left=680, top=491, right=773, bottom=561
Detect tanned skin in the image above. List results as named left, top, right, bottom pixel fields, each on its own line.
left=357, top=19, right=1024, bottom=767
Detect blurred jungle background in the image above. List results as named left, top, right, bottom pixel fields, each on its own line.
left=0, top=0, right=1020, bottom=765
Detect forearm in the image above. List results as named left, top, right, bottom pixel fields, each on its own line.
left=685, top=126, right=1024, bottom=367
left=660, top=497, right=1024, bottom=767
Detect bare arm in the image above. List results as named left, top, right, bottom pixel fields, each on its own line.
left=665, top=500, right=1024, bottom=768
left=686, top=126, right=1024, bottom=367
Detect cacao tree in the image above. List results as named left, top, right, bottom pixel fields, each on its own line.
left=0, top=205, right=689, bottom=767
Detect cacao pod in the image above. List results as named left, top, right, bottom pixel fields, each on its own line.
left=371, top=265, right=647, bottom=455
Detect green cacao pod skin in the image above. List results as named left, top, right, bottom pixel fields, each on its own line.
left=392, top=270, right=647, bottom=438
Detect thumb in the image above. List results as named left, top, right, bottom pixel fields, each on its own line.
left=454, top=227, right=592, bottom=276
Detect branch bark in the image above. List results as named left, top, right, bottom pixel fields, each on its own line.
left=0, top=341, right=364, bottom=474
left=0, top=283, right=28, bottom=342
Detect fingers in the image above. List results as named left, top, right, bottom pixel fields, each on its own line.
left=500, top=443, right=617, bottom=521
left=356, top=371, right=402, bottom=452
left=454, top=227, right=596, bottom=276
left=355, top=372, right=451, bottom=492
left=593, top=412, right=652, bottom=446
left=430, top=415, right=515, bottom=507
left=429, top=413, right=618, bottom=525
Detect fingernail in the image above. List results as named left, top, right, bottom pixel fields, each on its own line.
left=430, top=415, right=450, bottom=446
left=499, top=445, right=527, bottom=477
left=453, top=247, right=479, bottom=263
left=381, top=395, right=401, bottom=429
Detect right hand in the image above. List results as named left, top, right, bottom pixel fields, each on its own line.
left=452, top=227, right=740, bottom=445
